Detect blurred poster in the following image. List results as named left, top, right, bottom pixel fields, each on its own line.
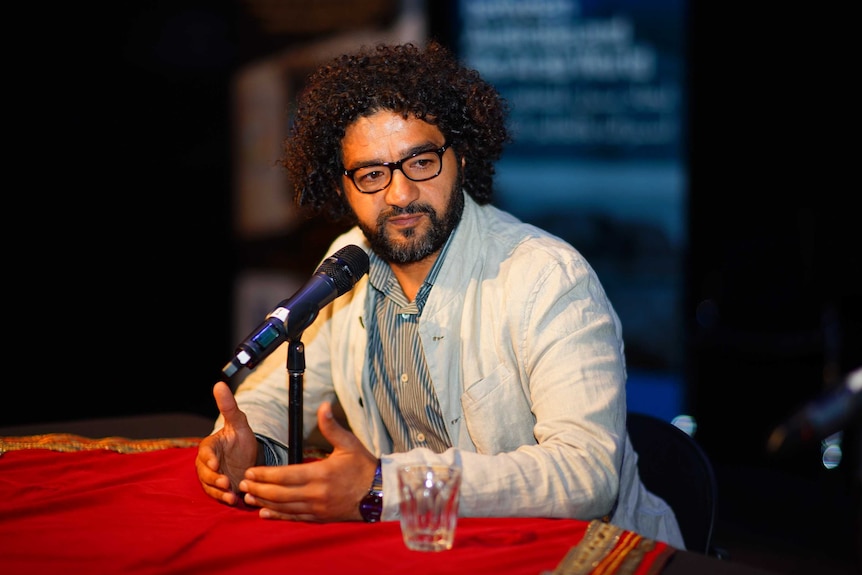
left=457, top=0, right=688, bottom=414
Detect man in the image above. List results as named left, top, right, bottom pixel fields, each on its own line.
left=195, top=41, right=684, bottom=548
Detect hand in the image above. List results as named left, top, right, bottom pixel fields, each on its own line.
left=238, top=401, right=379, bottom=522
left=195, top=381, right=259, bottom=506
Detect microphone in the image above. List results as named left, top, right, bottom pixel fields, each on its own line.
left=767, top=367, right=862, bottom=455
left=222, top=244, right=369, bottom=378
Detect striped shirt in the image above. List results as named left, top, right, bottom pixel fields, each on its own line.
left=365, top=237, right=455, bottom=453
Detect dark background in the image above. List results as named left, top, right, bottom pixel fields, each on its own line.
left=6, top=2, right=859, bottom=573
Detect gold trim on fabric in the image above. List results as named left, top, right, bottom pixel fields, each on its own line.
left=548, top=519, right=675, bottom=575
left=0, top=434, right=333, bottom=461
left=0, top=434, right=202, bottom=454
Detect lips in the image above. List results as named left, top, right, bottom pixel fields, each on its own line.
left=387, top=214, right=424, bottom=227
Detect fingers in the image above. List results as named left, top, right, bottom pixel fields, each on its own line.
left=195, top=447, right=239, bottom=505
left=238, top=464, right=341, bottom=521
left=201, top=482, right=240, bottom=506
left=195, top=436, right=223, bottom=480
left=196, top=458, right=231, bottom=492
left=239, top=474, right=309, bottom=518
left=241, top=483, right=328, bottom=523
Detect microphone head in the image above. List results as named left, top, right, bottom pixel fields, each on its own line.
left=316, top=244, right=370, bottom=295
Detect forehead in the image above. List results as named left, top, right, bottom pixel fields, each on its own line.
left=342, top=111, right=443, bottom=160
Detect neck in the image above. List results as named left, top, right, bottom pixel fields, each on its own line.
left=388, top=253, right=438, bottom=302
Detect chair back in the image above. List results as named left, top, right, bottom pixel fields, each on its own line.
left=626, top=411, right=718, bottom=554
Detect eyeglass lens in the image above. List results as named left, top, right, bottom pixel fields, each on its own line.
left=351, top=148, right=444, bottom=193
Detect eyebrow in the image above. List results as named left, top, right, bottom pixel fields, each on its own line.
left=346, top=140, right=442, bottom=170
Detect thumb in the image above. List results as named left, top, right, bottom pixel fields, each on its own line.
left=317, top=401, right=359, bottom=452
left=212, top=381, right=246, bottom=428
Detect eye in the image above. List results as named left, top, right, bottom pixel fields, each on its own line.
left=405, top=153, right=438, bottom=173
left=356, top=168, right=387, bottom=184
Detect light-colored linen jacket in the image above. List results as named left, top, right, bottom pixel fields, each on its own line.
left=220, top=193, right=685, bottom=548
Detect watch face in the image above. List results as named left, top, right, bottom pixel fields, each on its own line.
left=360, top=459, right=383, bottom=522
left=360, top=492, right=383, bottom=523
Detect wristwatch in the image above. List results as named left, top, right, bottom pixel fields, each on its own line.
left=359, top=459, right=383, bottom=523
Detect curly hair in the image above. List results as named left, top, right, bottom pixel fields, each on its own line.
left=281, top=40, right=511, bottom=222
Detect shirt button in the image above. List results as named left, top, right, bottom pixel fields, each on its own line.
left=416, top=433, right=426, bottom=442
left=400, top=373, right=409, bottom=383
left=400, top=313, right=410, bottom=320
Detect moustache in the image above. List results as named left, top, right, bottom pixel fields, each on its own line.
left=379, top=204, right=434, bottom=223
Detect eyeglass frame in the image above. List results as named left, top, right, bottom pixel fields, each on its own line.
left=342, top=142, right=450, bottom=194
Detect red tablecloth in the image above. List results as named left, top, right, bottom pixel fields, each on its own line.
left=0, top=436, right=674, bottom=575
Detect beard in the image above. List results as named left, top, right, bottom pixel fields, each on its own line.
left=357, top=180, right=465, bottom=265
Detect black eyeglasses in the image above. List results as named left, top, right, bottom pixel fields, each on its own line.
left=343, top=142, right=450, bottom=194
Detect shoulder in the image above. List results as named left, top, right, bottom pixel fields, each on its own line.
left=472, top=201, right=595, bottom=282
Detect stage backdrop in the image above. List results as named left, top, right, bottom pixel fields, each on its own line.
left=454, top=0, right=688, bottom=421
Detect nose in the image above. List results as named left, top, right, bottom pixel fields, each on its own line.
left=383, top=168, right=420, bottom=208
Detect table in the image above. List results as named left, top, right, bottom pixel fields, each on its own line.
left=0, top=433, right=776, bottom=575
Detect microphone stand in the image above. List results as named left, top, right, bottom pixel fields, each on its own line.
left=286, top=338, right=305, bottom=464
